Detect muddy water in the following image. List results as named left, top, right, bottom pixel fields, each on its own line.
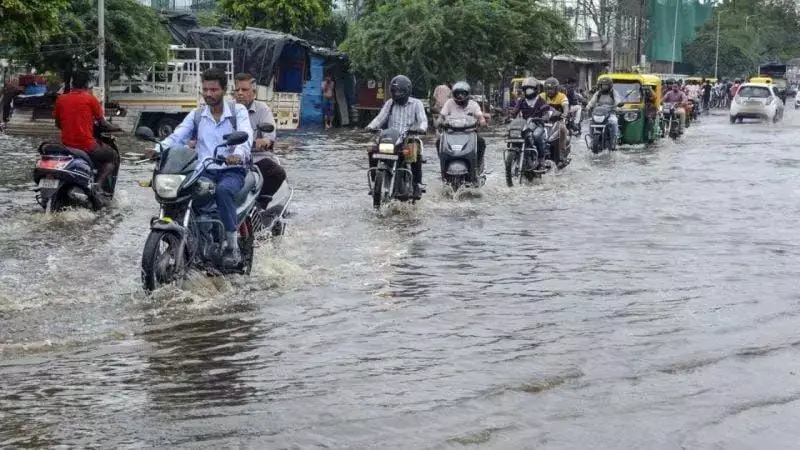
left=2, top=113, right=800, bottom=449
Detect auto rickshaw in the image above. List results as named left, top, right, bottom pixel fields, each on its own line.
left=641, top=74, right=663, bottom=142
left=596, top=73, right=660, bottom=145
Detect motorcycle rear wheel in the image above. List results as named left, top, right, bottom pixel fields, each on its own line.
left=141, top=230, right=186, bottom=293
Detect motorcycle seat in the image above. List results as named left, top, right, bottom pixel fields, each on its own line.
left=235, top=171, right=260, bottom=205
left=39, top=143, right=95, bottom=168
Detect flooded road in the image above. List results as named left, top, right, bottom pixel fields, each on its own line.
left=2, top=112, right=800, bottom=449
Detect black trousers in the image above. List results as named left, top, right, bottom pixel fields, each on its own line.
left=254, top=154, right=287, bottom=200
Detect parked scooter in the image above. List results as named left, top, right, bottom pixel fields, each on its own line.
left=437, top=116, right=484, bottom=192
left=367, top=128, right=424, bottom=209
left=134, top=126, right=262, bottom=292
left=33, top=122, right=121, bottom=212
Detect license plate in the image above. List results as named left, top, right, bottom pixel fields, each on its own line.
left=378, top=143, right=395, bottom=154
left=746, top=101, right=761, bottom=105
left=373, top=153, right=398, bottom=160
left=38, top=178, right=59, bottom=189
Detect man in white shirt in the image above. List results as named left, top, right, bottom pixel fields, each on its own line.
left=437, top=81, right=487, bottom=172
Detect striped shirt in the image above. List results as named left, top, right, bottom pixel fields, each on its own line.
left=367, top=98, right=428, bottom=134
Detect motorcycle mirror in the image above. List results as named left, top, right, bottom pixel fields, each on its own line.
left=257, top=122, right=275, bottom=133
left=224, top=131, right=249, bottom=146
left=135, top=126, right=157, bottom=142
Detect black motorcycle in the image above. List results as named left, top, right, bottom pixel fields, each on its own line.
left=504, top=117, right=551, bottom=186
left=33, top=123, right=121, bottom=212
left=368, top=128, right=423, bottom=209
left=541, top=110, right=572, bottom=169
left=134, top=126, right=263, bottom=292
left=438, top=116, right=484, bottom=191
left=585, top=105, right=617, bottom=153
left=662, top=103, right=682, bottom=139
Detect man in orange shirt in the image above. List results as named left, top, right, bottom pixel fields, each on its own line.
left=53, top=70, right=119, bottom=194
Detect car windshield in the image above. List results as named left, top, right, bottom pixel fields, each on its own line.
left=738, top=86, right=771, bottom=98
left=613, top=82, right=641, bottom=102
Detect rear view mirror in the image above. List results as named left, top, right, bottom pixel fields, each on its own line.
left=257, top=122, right=275, bottom=133
left=223, top=131, right=249, bottom=146
left=135, top=126, right=157, bottom=142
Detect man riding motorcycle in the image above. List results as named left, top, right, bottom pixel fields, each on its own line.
left=585, top=78, right=622, bottom=144
left=509, top=77, right=550, bottom=161
left=53, top=70, right=121, bottom=199
left=539, top=77, right=570, bottom=159
left=146, top=67, right=253, bottom=267
left=436, top=81, right=487, bottom=173
left=662, top=79, right=689, bottom=134
left=233, top=72, right=286, bottom=209
left=366, top=75, right=428, bottom=199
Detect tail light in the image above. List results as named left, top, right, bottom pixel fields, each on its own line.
left=37, top=156, right=72, bottom=170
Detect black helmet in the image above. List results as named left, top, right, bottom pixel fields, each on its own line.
left=544, top=77, right=559, bottom=93
left=452, top=81, right=470, bottom=106
left=598, top=77, right=612, bottom=91
left=666, top=78, right=676, bottom=85
left=390, top=75, right=412, bottom=105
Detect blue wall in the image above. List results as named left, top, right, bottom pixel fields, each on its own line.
left=300, top=54, right=325, bottom=127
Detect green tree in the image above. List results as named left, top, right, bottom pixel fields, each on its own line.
left=342, top=0, right=573, bottom=86
left=25, top=0, right=169, bottom=91
left=684, top=0, right=800, bottom=77
left=0, top=0, right=69, bottom=52
left=218, top=0, right=334, bottom=35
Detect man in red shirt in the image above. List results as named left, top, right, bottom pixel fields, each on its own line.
left=53, top=70, right=118, bottom=194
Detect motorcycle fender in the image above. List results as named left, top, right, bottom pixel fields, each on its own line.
left=150, top=219, right=187, bottom=236
left=446, top=160, right=469, bottom=176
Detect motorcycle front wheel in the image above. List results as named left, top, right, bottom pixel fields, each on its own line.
left=372, top=170, right=385, bottom=210
left=505, top=150, right=520, bottom=187
left=141, top=230, right=187, bottom=292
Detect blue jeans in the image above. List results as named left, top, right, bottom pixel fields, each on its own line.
left=205, top=167, right=245, bottom=232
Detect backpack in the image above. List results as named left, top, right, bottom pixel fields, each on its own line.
left=191, top=100, right=238, bottom=139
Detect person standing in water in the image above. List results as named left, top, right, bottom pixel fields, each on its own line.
left=322, top=75, right=335, bottom=130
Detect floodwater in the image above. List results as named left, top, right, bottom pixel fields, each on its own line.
left=2, top=111, right=800, bottom=449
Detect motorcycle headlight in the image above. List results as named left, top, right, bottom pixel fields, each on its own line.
left=623, top=111, right=639, bottom=122
left=592, top=114, right=605, bottom=123
left=153, top=174, right=186, bottom=199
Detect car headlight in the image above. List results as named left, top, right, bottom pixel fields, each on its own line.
left=153, top=174, right=186, bottom=198
left=735, top=96, right=744, bottom=104
left=623, top=111, right=639, bottom=122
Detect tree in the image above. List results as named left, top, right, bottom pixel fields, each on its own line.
left=24, top=0, right=169, bottom=91
left=342, top=0, right=573, bottom=87
left=0, top=0, right=69, bottom=53
left=684, top=0, right=800, bottom=77
left=218, top=0, right=334, bottom=35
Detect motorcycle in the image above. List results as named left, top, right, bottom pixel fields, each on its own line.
left=687, top=99, right=699, bottom=124
left=368, top=128, right=424, bottom=210
left=662, top=103, right=682, bottom=139
left=437, top=116, right=484, bottom=192
left=584, top=104, right=618, bottom=153
left=504, top=117, right=550, bottom=186
left=134, top=126, right=262, bottom=292
left=251, top=123, right=293, bottom=238
left=541, top=109, right=572, bottom=169
left=33, top=123, right=121, bottom=212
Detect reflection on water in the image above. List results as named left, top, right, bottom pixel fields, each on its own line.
left=3, top=116, right=800, bottom=447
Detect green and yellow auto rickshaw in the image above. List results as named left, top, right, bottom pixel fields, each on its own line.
left=596, top=73, right=661, bottom=145
left=641, top=74, right=663, bottom=142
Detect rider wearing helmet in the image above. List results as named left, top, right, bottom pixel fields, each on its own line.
left=540, top=77, right=570, bottom=161
left=366, top=74, right=428, bottom=199
left=437, top=81, right=487, bottom=173
left=509, top=77, right=549, bottom=161
left=585, top=77, right=623, bottom=144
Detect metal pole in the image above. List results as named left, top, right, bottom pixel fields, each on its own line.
left=714, top=11, right=721, bottom=79
left=636, top=0, right=644, bottom=66
left=671, top=0, right=680, bottom=74
left=98, top=0, right=106, bottom=108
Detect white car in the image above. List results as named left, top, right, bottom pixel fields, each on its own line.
left=730, top=83, right=784, bottom=123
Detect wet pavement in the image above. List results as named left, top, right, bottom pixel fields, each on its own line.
left=2, top=112, right=800, bottom=449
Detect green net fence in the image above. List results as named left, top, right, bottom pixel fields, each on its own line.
left=648, top=0, right=713, bottom=62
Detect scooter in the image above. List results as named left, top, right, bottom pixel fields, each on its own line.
left=437, top=116, right=484, bottom=192
left=250, top=123, right=293, bottom=238
left=33, top=122, right=121, bottom=212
